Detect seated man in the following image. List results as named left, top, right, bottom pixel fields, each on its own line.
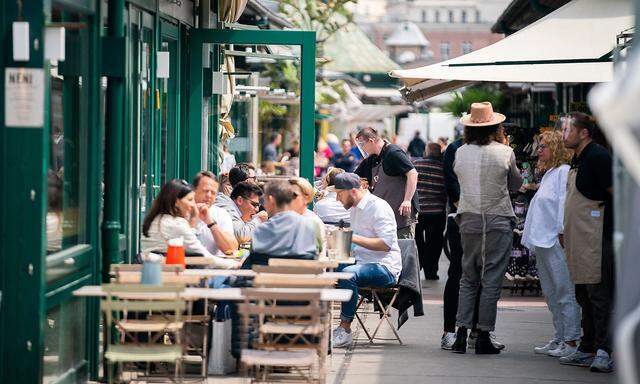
left=330, top=172, right=402, bottom=348
left=192, top=171, right=238, bottom=257
left=219, top=181, right=268, bottom=244
left=247, top=180, right=318, bottom=266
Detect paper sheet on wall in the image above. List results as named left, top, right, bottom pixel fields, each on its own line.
left=5, top=67, right=45, bottom=128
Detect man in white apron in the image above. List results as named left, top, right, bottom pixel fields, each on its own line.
left=354, top=127, right=419, bottom=239
left=560, top=113, right=614, bottom=373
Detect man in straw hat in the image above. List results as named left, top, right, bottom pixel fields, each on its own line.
left=449, top=102, right=523, bottom=355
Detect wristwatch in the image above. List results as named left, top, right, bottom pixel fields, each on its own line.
left=207, top=219, right=217, bottom=228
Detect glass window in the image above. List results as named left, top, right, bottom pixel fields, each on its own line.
left=448, top=10, right=454, bottom=23
left=461, top=10, right=467, bottom=23
left=440, top=41, right=450, bottom=60
left=421, top=10, right=427, bottom=23
left=435, top=10, right=440, bottom=23
left=47, top=9, right=89, bottom=255
left=43, top=298, right=88, bottom=383
left=462, top=41, right=473, bottom=54
left=476, top=9, right=481, bottom=23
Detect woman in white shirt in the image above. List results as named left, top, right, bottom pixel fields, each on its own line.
left=522, top=130, right=580, bottom=357
left=141, top=179, right=239, bottom=269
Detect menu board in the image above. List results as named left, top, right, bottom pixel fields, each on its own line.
left=4, top=67, right=45, bottom=128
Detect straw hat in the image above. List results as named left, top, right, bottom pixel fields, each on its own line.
left=460, top=102, right=506, bottom=127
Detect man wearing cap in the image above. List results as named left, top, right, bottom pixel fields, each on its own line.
left=354, top=127, right=418, bottom=239
left=450, top=102, right=522, bottom=355
left=330, top=173, right=403, bottom=348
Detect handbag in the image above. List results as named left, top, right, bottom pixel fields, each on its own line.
left=207, top=307, right=236, bottom=375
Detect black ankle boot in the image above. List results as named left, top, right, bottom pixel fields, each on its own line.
left=451, top=327, right=467, bottom=354
left=475, top=331, right=501, bottom=354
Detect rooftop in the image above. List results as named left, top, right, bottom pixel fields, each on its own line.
left=385, top=22, right=431, bottom=47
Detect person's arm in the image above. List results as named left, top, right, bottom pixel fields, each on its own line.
left=205, top=209, right=238, bottom=254
left=507, top=152, right=523, bottom=192
left=173, top=218, right=239, bottom=269
left=556, top=166, right=569, bottom=241
left=400, top=168, right=418, bottom=216
left=352, top=235, right=391, bottom=252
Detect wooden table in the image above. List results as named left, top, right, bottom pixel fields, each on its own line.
left=73, top=285, right=352, bottom=302
left=112, top=269, right=353, bottom=280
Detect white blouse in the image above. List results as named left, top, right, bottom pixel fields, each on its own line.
left=141, top=214, right=237, bottom=269
left=522, top=165, right=569, bottom=249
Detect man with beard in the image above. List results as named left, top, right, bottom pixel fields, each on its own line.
left=329, top=172, right=402, bottom=348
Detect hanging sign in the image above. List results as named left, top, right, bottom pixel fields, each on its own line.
left=5, top=67, right=45, bottom=128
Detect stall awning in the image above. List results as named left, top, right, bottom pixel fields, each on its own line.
left=390, top=0, right=633, bottom=101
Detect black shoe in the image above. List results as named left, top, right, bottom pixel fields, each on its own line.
left=475, top=331, right=501, bottom=354
left=451, top=327, right=467, bottom=354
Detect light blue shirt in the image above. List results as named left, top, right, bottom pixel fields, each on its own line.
left=251, top=211, right=318, bottom=257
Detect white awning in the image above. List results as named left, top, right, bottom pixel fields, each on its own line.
left=390, top=0, right=634, bottom=101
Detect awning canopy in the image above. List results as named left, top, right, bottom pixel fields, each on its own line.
left=390, top=0, right=634, bottom=101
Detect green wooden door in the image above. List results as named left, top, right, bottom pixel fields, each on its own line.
left=41, top=2, right=102, bottom=383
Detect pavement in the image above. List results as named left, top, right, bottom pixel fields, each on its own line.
left=209, top=258, right=616, bottom=384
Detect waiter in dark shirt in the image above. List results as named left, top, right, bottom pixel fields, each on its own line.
left=561, top=112, right=614, bottom=372
left=354, top=127, right=418, bottom=239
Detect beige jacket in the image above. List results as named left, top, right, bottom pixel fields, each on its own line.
left=454, top=141, right=522, bottom=217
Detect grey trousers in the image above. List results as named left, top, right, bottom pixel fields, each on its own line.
left=534, top=243, right=581, bottom=342
left=456, top=231, right=512, bottom=331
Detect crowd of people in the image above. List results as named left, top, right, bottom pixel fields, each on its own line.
left=139, top=102, right=614, bottom=374
left=413, top=103, right=614, bottom=372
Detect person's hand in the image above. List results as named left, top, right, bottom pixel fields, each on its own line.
left=255, top=211, right=269, bottom=222
left=399, top=200, right=412, bottom=217
left=558, top=234, right=564, bottom=248
left=233, top=260, right=242, bottom=269
left=197, top=203, right=210, bottom=223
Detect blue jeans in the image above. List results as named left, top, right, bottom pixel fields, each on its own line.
left=338, top=263, right=396, bottom=322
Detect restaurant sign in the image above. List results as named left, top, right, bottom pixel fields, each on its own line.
left=4, top=67, right=45, bottom=128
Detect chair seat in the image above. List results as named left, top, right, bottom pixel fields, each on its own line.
left=260, top=322, right=324, bottom=335
left=240, top=349, right=316, bottom=366
left=359, top=286, right=399, bottom=292
left=148, top=314, right=210, bottom=323
left=105, top=344, right=182, bottom=363
left=118, top=319, right=184, bottom=332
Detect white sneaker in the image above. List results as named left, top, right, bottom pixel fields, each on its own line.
left=332, top=327, right=352, bottom=348
left=534, top=340, right=561, bottom=355
left=548, top=343, right=578, bottom=358
left=441, top=332, right=456, bottom=350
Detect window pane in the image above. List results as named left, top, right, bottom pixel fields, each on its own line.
left=47, top=9, right=89, bottom=256
left=43, top=297, right=88, bottom=383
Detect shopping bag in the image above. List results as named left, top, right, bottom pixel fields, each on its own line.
left=207, top=319, right=236, bottom=375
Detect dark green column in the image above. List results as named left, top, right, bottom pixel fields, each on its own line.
left=102, top=0, right=125, bottom=278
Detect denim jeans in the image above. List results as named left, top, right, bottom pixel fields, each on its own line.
left=534, top=242, right=581, bottom=342
left=337, top=263, right=396, bottom=322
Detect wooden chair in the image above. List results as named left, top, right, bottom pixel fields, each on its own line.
left=354, top=286, right=403, bottom=345
left=268, top=258, right=340, bottom=270
left=238, top=289, right=327, bottom=383
left=253, top=274, right=336, bottom=289
left=101, top=284, right=186, bottom=383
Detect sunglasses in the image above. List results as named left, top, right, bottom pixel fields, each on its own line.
left=248, top=200, right=260, bottom=208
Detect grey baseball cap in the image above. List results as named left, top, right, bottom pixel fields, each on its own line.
left=327, top=172, right=362, bottom=192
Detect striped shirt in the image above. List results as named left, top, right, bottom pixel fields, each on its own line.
left=413, top=157, right=446, bottom=215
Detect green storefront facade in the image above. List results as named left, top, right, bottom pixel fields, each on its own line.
left=0, top=1, right=316, bottom=383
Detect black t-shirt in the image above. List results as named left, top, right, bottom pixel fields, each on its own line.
left=571, top=141, right=613, bottom=238
left=355, top=143, right=415, bottom=184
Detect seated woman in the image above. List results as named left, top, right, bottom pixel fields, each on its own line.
left=289, top=177, right=327, bottom=256
left=141, top=179, right=240, bottom=269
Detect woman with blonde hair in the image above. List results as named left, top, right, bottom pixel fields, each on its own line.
left=289, top=177, right=327, bottom=256
left=522, top=130, right=580, bottom=358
